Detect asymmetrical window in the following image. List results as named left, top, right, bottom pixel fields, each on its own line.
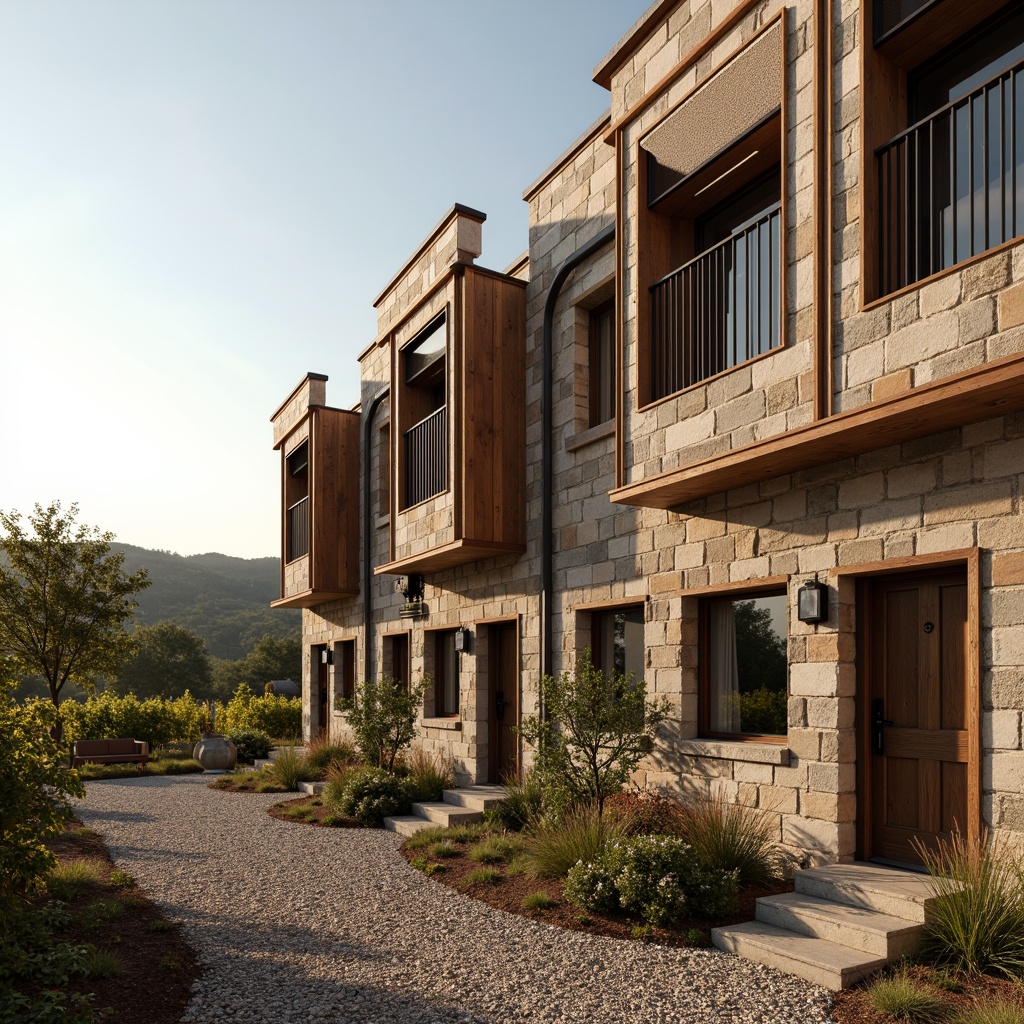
left=589, top=301, right=615, bottom=427
left=401, top=315, right=448, bottom=510
left=434, top=630, right=459, bottom=716
left=591, top=606, right=645, bottom=680
left=700, top=590, right=788, bottom=739
left=869, top=1, right=1024, bottom=297
left=285, top=440, right=309, bottom=562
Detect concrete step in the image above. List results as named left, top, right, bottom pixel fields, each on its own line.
left=757, top=891, right=922, bottom=959
left=411, top=802, right=482, bottom=827
left=795, top=863, right=936, bottom=923
left=384, top=816, right=438, bottom=837
left=442, top=785, right=508, bottom=812
left=297, top=781, right=326, bottom=796
left=713, top=920, right=886, bottom=990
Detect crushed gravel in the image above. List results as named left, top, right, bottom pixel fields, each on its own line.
left=76, top=775, right=835, bottom=1024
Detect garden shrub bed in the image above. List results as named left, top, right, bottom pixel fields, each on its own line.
left=76, top=755, right=203, bottom=782
left=267, top=795, right=362, bottom=828
left=208, top=765, right=288, bottom=793
left=7, top=820, right=198, bottom=1024
left=399, top=825, right=792, bottom=947
left=830, top=964, right=1024, bottom=1024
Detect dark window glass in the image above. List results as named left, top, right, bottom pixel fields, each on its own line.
left=589, top=302, right=615, bottom=427
left=592, top=607, right=645, bottom=680
left=435, top=631, right=459, bottom=716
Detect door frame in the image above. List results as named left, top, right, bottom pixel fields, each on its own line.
left=477, top=616, right=521, bottom=783
left=835, top=548, right=981, bottom=860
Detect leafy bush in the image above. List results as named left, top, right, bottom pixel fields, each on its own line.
left=484, top=771, right=545, bottom=832
left=737, top=688, right=788, bottom=735
left=676, top=790, right=780, bottom=886
left=403, top=749, right=454, bottom=804
left=866, top=971, right=944, bottom=1021
left=322, top=760, right=361, bottom=809
left=328, top=767, right=414, bottom=828
left=270, top=746, right=315, bottom=791
left=565, top=834, right=740, bottom=924
left=523, top=804, right=630, bottom=878
left=920, top=832, right=1024, bottom=979
left=0, top=681, right=85, bottom=913
left=519, top=649, right=671, bottom=815
left=218, top=683, right=301, bottom=739
left=336, top=676, right=427, bottom=771
left=606, top=790, right=687, bottom=836
left=228, top=730, right=273, bottom=764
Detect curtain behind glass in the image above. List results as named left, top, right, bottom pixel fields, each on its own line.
left=710, top=601, right=741, bottom=732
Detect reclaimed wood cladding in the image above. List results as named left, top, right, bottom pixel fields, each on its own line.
left=460, top=267, right=526, bottom=547
left=312, top=407, right=360, bottom=596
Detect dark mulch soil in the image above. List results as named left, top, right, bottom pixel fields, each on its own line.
left=267, top=795, right=363, bottom=828
left=830, top=964, right=1024, bottom=1024
left=398, top=831, right=793, bottom=948
left=34, top=820, right=198, bottom=1024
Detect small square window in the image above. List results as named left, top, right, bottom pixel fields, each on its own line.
left=588, top=301, right=615, bottom=427
left=699, top=591, right=788, bottom=738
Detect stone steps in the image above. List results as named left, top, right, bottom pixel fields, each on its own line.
left=384, top=785, right=507, bottom=836
left=713, top=862, right=936, bottom=990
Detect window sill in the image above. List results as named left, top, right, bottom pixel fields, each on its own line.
left=678, top=738, right=790, bottom=765
left=566, top=420, right=615, bottom=452
left=376, top=514, right=390, bottom=530
left=421, top=717, right=462, bottom=731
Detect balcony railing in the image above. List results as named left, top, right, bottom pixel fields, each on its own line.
left=877, top=59, right=1024, bottom=297
left=649, top=204, right=781, bottom=403
left=286, top=496, right=309, bottom=563
left=403, top=406, right=447, bottom=509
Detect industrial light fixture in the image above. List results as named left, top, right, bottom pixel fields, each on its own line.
left=797, top=580, right=829, bottom=625
left=454, top=627, right=471, bottom=654
left=321, top=648, right=333, bottom=665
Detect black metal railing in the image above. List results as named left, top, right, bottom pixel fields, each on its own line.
left=286, top=496, right=309, bottom=562
left=403, top=406, right=447, bottom=509
left=649, top=204, right=781, bottom=402
left=877, top=59, right=1024, bottom=297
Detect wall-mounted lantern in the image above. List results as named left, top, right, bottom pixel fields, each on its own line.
left=797, top=580, right=829, bottom=625
left=454, top=626, right=471, bottom=654
left=321, top=648, right=333, bottom=665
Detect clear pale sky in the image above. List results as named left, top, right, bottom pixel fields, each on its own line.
left=0, top=1, right=648, bottom=559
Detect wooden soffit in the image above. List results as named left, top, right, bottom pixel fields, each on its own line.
left=374, top=538, right=526, bottom=577
left=610, top=353, right=1024, bottom=511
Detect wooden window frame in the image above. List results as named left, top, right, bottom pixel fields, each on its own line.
left=697, top=583, right=789, bottom=744
left=589, top=603, right=646, bottom=678
left=383, top=630, right=411, bottom=690
left=334, top=638, right=356, bottom=702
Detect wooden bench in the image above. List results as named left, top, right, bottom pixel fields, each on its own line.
left=72, top=738, right=150, bottom=768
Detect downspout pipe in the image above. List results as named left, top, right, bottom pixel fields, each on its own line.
left=363, top=386, right=390, bottom=684
left=540, top=224, right=615, bottom=684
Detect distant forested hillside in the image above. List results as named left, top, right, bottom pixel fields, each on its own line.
left=115, top=545, right=300, bottom=660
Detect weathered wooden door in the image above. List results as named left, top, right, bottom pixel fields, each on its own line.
left=861, top=569, right=969, bottom=865
left=488, top=624, right=519, bottom=783
left=317, top=651, right=330, bottom=741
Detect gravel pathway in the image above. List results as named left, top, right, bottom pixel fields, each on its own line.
left=76, top=776, right=835, bottom=1024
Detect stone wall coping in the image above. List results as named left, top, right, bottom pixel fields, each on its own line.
left=523, top=111, right=611, bottom=203
left=592, top=0, right=678, bottom=89
left=269, top=372, right=328, bottom=423
left=677, top=738, right=791, bottom=765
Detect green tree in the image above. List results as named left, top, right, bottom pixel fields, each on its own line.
left=114, top=622, right=212, bottom=699
left=337, top=676, right=427, bottom=772
left=0, top=502, right=150, bottom=739
left=0, top=674, right=85, bottom=914
left=519, top=648, right=671, bottom=816
left=245, top=633, right=300, bottom=684
left=733, top=600, right=787, bottom=694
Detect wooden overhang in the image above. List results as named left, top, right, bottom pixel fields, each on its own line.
left=374, top=539, right=526, bottom=577
left=270, top=589, right=356, bottom=610
left=610, top=353, right=1024, bottom=511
